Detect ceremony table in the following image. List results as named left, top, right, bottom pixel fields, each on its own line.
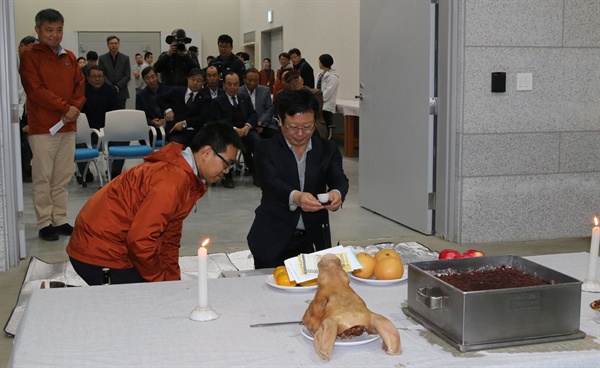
left=9, top=253, right=600, bottom=367
left=335, top=99, right=360, bottom=157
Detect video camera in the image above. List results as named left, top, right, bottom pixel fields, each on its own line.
left=165, top=29, right=191, bottom=52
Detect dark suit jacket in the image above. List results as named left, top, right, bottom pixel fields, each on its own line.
left=98, top=52, right=131, bottom=99
left=157, top=87, right=210, bottom=145
left=238, top=85, right=275, bottom=129
left=136, top=83, right=173, bottom=124
left=247, top=133, right=349, bottom=264
left=210, top=92, right=258, bottom=129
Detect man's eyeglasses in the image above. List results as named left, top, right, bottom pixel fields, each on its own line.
left=212, top=148, right=235, bottom=171
left=285, top=125, right=315, bottom=134
left=89, top=74, right=104, bottom=79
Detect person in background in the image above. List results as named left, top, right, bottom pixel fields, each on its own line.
left=132, top=53, right=146, bottom=93
left=66, top=123, right=244, bottom=285
left=272, top=52, right=293, bottom=95
left=136, top=66, right=172, bottom=136
left=19, top=8, right=86, bottom=241
left=247, top=89, right=348, bottom=268
left=204, top=55, right=214, bottom=71
left=158, top=68, right=211, bottom=147
left=78, top=66, right=118, bottom=182
left=18, top=35, right=36, bottom=183
left=99, top=35, right=130, bottom=109
left=80, top=50, right=98, bottom=77
left=202, top=65, right=224, bottom=100
left=237, top=51, right=253, bottom=70
left=316, top=54, right=339, bottom=134
left=240, top=68, right=276, bottom=141
left=289, top=48, right=314, bottom=88
left=259, top=57, right=275, bottom=94
left=77, top=57, right=86, bottom=68
left=189, top=46, right=200, bottom=66
left=144, top=51, right=153, bottom=66
left=154, top=29, right=198, bottom=87
left=209, top=34, right=245, bottom=86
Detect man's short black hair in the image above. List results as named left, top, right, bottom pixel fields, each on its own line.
left=245, top=68, right=260, bottom=77
left=288, top=48, right=301, bottom=57
left=86, top=51, right=98, bottom=61
left=278, top=52, right=290, bottom=59
left=144, top=51, right=153, bottom=59
left=217, top=34, right=233, bottom=46
left=190, top=122, right=244, bottom=154
left=238, top=52, right=249, bottom=61
left=35, top=9, right=64, bottom=27
left=141, top=66, right=155, bottom=79
left=319, top=54, right=334, bottom=68
left=223, top=70, right=239, bottom=82
left=276, top=89, right=320, bottom=123
left=189, top=46, right=198, bottom=52
left=88, top=65, right=104, bottom=74
left=20, top=36, right=36, bottom=46
left=135, top=53, right=141, bottom=57
left=106, top=35, right=119, bottom=43
left=187, top=68, right=205, bottom=79
left=207, top=55, right=215, bottom=61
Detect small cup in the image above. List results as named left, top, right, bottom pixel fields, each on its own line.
left=317, top=193, right=331, bottom=205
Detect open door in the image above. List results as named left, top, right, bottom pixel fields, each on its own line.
left=359, top=0, right=437, bottom=234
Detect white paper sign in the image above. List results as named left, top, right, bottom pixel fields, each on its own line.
left=49, top=120, right=64, bottom=136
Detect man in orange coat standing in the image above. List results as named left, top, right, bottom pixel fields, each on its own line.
left=19, top=8, right=86, bottom=241
left=67, top=123, right=243, bottom=285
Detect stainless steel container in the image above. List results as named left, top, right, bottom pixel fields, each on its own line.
left=402, top=255, right=585, bottom=352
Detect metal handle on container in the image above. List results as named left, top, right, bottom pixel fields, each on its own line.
left=417, top=287, right=444, bottom=309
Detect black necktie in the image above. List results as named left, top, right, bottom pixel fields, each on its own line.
left=186, top=92, right=194, bottom=108
left=231, top=96, right=238, bottom=108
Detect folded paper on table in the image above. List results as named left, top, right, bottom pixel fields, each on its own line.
left=284, top=246, right=361, bottom=283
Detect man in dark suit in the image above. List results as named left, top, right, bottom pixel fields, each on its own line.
left=247, top=89, right=349, bottom=269
left=202, top=66, right=224, bottom=100
left=158, top=68, right=210, bottom=148
left=98, top=36, right=130, bottom=109
left=239, top=68, right=277, bottom=139
left=211, top=71, right=260, bottom=188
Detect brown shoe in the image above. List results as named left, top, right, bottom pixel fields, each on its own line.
left=222, top=172, right=234, bottom=188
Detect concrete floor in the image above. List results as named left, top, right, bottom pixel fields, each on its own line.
left=0, top=154, right=591, bottom=367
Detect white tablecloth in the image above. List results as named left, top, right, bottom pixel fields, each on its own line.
left=9, top=253, right=600, bottom=367
left=335, top=99, right=360, bottom=116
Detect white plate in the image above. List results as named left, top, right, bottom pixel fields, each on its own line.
left=348, top=272, right=408, bottom=285
left=265, top=275, right=317, bottom=292
left=301, top=326, right=380, bottom=346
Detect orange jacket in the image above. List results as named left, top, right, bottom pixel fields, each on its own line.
left=19, top=43, right=86, bottom=135
left=66, top=143, right=207, bottom=282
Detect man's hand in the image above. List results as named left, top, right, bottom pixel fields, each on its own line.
left=166, top=44, right=177, bottom=56
left=164, top=111, right=174, bottom=122
left=114, top=86, right=120, bottom=93
left=235, top=125, right=250, bottom=137
left=169, top=121, right=186, bottom=133
left=151, top=118, right=165, bottom=128
left=294, top=192, right=325, bottom=213
left=22, top=125, right=29, bottom=134
left=322, top=191, right=343, bottom=212
left=63, top=106, right=80, bottom=123
left=133, top=70, right=140, bottom=78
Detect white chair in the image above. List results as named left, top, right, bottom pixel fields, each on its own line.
left=74, top=113, right=104, bottom=188
left=102, top=110, right=157, bottom=181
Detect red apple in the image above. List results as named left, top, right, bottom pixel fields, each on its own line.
left=462, top=249, right=485, bottom=258
left=439, top=249, right=462, bottom=260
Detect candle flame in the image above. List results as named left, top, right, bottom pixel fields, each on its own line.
left=595, top=217, right=599, bottom=227
left=201, top=238, right=210, bottom=248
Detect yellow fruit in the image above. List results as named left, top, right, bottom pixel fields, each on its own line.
left=374, top=257, right=404, bottom=280
left=276, top=271, right=297, bottom=287
left=352, top=252, right=376, bottom=279
left=374, top=249, right=401, bottom=262
left=299, top=279, right=318, bottom=287
left=273, top=265, right=287, bottom=278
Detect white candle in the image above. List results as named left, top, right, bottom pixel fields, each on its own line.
left=586, top=217, right=600, bottom=282
left=198, top=238, right=209, bottom=308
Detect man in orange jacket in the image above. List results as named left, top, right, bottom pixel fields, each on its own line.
left=19, top=8, right=86, bottom=241
left=67, top=123, right=243, bottom=285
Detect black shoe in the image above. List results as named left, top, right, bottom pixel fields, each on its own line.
left=39, top=225, right=59, bottom=241
left=85, top=172, right=94, bottom=183
left=222, top=172, right=234, bottom=188
left=54, top=223, right=74, bottom=236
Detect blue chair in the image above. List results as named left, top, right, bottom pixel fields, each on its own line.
left=74, top=113, right=104, bottom=188
left=102, top=110, right=157, bottom=181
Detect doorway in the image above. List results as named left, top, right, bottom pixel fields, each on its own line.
left=261, top=27, right=283, bottom=68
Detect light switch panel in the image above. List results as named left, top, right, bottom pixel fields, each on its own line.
left=517, top=73, right=533, bottom=91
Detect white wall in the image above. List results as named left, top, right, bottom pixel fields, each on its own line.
left=239, top=1, right=360, bottom=100
left=14, top=0, right=241, bottom=66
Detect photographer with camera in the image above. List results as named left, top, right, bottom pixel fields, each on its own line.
left=154, top=29, right=199, bottom=87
